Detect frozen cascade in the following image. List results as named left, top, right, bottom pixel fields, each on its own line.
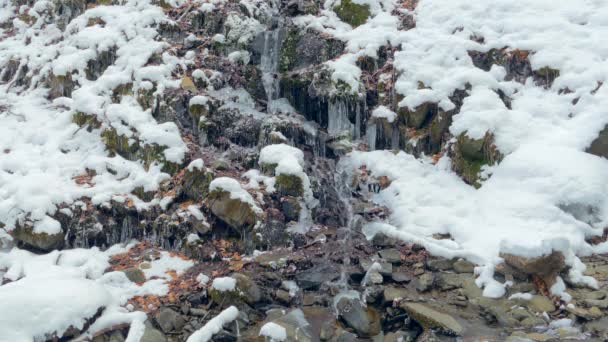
left=327, top=98, right=354, bottom=137
left=259, top=4, right=283, bottom=113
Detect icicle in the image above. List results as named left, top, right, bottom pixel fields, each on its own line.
left=366, top=123, right=377, bottom=151
left=328, top=98, right=353, bottom=136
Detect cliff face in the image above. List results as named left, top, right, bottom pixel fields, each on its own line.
left=2, top=0, right=608, bottom=340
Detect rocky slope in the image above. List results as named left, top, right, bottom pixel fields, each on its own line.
left=1, top=0, right=608, bottom=340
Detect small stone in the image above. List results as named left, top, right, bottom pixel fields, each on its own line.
left=384, top=331, right=416, bottom=342
left=180, top=76, right=197, bottom=92
left=391, top=272, right=412, bottom=283
left=140, top=322, right=166, bottom=342
left=453, top=259, right=475, bottom=273
left=189, top=308, right=207, bottom=316
left=232, top=273, right=262, bottom=304
left=370, top=232, right=397, bottom=247
left=525, top=295, right=556, bottom=313
left=378, top=248, right=401, bottom=263
left=369, top=271, right=384, bottom=284
left=427, top=258, right=454, bottom=271
left=415, top=273, right=435, bottom=292
left=336, top=296, right=381, bottom=337
left=122, top=267, right=146, bottom=284
left=383, top=287, right=411, bottom=303
left=139, top=262, right=152, bottom=269
left=276, top=289, right=291, bottom=304
left=154, top=307, right=185, bottom=333
left=296, top=264, right=340, bottom=290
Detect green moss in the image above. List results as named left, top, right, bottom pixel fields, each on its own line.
left=102, top=128, right=180, bottom=175
left=189, top=103, right=209, bottom=122
left=279, top=28, right=300, bottom=73
left=275, top=174, right=304, bottom=197
left=333, top=0, right=370, bottom=28
left=457, top=134, right=485, bottom=161
left=260, top=162, right=278, bottom=175
left=182, top=168, right=214, bottom=200
left=72, top=112, right=101, bottom=131
left=398, top=102, right=434, bottom=129
left=460, top=159, right=485, bottom=189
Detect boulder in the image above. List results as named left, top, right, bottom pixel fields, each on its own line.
left=12, top=223, right=64, bottom=252
left=401, top=302, right=464, bottom=336
left=208, top=189, right=258, bottom=229
left=335, top=295, right=381, bottom=337
left=501, top=251, right=565, bottom=287
left=154, top=307, right=185, bottom=333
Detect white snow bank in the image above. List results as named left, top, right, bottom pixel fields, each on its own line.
left=0, top=277, right=112, bottom=341
left=186, top=306, right=239, bottom=342
left=209, top=177, right=263, bottom=214
left=259, top=322, right=287, bottom=341
left=187, top=158, right=205, bottom=171
left=211, top=277, right=236, bottom=292
left=141, top=251, right=194, bottom=280
left=259, top=143, right=305, bottom=176
left=0, top=243, right=191, bottom=340
left=348, top=148, right=606, bottom=297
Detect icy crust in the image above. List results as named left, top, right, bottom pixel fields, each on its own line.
left=0, top=243, right=193, bottom=340
left=351, top=149, right=607, bottom=297
left=0, top=0, right=187, bottom=230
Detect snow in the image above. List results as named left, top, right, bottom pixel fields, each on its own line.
left=33, top=215, right=62, bottom=235
left=186, top=306, right=239, bottom=342
left=349, top=148, right=605, bottom=297
left=211, top=276, right=236, bottom=292
left=141, top=251, right=194, bottom=280
left=187, top=158, right=205, bottom=171
left=209, top=177, right=263, bottom=214
left=0, top=0, right=188, bottom=231
left=508, top=293, right=533, bottom=301
left=371, top=105, right=397, bottom=123
left=196, top=273, right=210, bottom=286
left=0, top=243, right=188, bottom=340
left=259, top=322, right=287, bottom=341
left=190, top=96, right=209, bottom=107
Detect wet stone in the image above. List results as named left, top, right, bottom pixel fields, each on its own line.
left=391, top=271, right=412, bottom=283
left=378, top=248, right=402, bottom=263
left=295, top=263, right=340, bottom=290
left=415, top=273, right=435, bottom=292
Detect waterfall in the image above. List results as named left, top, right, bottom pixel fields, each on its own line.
left=260, top=7, right=283, bottom=113
left=328, top=98, right=354, bottom=136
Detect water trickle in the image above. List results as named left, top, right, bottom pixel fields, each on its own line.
left=327, top=98, right=354, bottom=137
left=366, top=122, right=377, bottom=151
left=260, top=6, right=283, bottom=113
left=334, top=159, right=361, bottom=289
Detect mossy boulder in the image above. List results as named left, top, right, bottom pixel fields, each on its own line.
left=188, top=103, right=209, bottom=122
left=208, top=189, right=259, bottom=229
left=398, top=102, right=435, bottom=129
left=452, top=133, right=501, bottom=188
left=72, top=112, right=101, bottom=131
left=12, top=224, right=64, bottom=252
left=333, top=0, right=371, bottom=28
left=101, top=128, right=180, bottom=175
left=182, top=167, right=214, bottom=201
left=275, top=174, right=304, bottom=197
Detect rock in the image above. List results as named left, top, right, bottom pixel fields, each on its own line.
left=588, top=125, right=608, bottom=158
left=271, top=309, right=314, bottom=342
left=391, top=271, right=412, bottom=283
left=383, top=287, right=412, bottom=303
left=208, top=189, right=258, bottom=229
left=140, top=321, right=166, bottom=342
left=501, top=251, right=565, bottom=287
left=370, top=232, right=397, bottom=247
left=232, top=273, right=262, bottom=305
left=281, top=196, right=301, bottom=222
left=181, top=166, right=213, bottom=201
left=180, top=76, right=197, bottom=92
left=332, top=0, right=370, bottom=28
left=378, top=248, right=402, bottom=263
left=122, top=267, right=146, bottom=284
left=401, top=302, right=464, bottom=336
left=452, top=259, right=475, bottom=273
left=566, top=305, right=603, bottom=320
left=336, top=295, right=381, bottom=337
left=585, top=316, right=608, bottom=338
left=12, top=223, right=64, bottom=252
left=415, top=273, right=435, bottom=292
left=582, top=298, right=608, bottom=308
left=427, top=258, right=454, bottom=271
left=385, top=331, right=416, bottom=342
left=154, top=307, right=185, bottom=333
left=436, top=273, right=468, bottom=291
left=296, top=264, right=340, bottom=290
left=525, top=295, right=556, bottom=313
left=275, top=174, right=304, bottom=197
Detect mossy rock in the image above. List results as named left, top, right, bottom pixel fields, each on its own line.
left=208, top=287, right=242, bottom=306
left=275, top=174, right=304, bottom=197
left=12, top=224, right=64, bottom=252
left=72, top=112, right=101, bottom=131
left=47, top=73, right=74, bottom=99
left=279, top=28, right=301, bottom=73
left=535, top=66, right=560, bottom=79
left=260, top=162, right=278, bottom=175
left=189, top=103, right=209, bottom=122
left=182, top=167, right=214, bottom=201
left=102, top=128, right=180, bottom=175
left=458, top=159, right=485, bottom=188
left=333, top=0, right=370, bottom=28
left=180, top=76, right=197, bottom=92
left=457, top=134, right=485, bottom=161
left=131, top=186, right=155, bottom=202
left=208, top=189, right=258, bottom=229
left=587, top=124, right=608, bottom=158
left=398, top=102, right=434, bottom=129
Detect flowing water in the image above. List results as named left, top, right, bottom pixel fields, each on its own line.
left=260, top=7, right=283, bottom=113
